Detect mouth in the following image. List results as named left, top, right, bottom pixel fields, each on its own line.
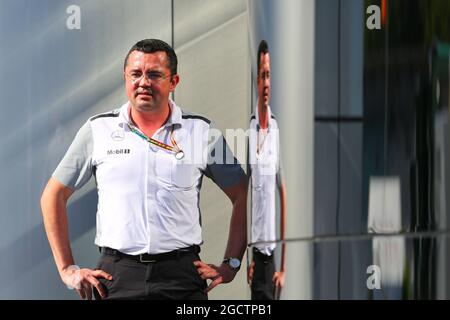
left=136, top=92, right=152, bottom=98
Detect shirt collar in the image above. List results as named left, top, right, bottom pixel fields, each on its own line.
left=165, top=99, right=183, bottom=127
left=120, top=99, right=183, bottom=128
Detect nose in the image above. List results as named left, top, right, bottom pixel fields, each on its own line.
left=138, top=74, right=151, bottom=86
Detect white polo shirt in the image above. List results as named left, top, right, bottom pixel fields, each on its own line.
left=53, top=99, right=245, bottom=254
left=248, top=105, right=283, bottom=256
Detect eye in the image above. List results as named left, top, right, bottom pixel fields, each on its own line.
left=148, top=72, right=163, bottom=80
left=260, top=72, right=270, bottom=79
left=130, top=72, right=141, bottom=79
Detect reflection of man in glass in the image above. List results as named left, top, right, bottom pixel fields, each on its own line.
left=247, top=40, right=286, bottom=300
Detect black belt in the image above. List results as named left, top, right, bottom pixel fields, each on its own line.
left=100, top=245, right=200, bottom=263
left=253, top=247, right=274, bottom=262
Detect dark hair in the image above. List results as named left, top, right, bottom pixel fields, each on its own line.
left=124, top=39, right=178, bottom=76
left=257, top=40, right=269, bottom=74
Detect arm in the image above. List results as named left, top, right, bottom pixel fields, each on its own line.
left=246, top=134, right=255, bottom=285
left=41, top=178, right=75, bottom=277
left=279, top=181, right=287, bottom=273
left=193, top=176, right=248, bottom=293
left=222, top=176, right=248, bottom=263
left=273, top=181, right=287, bottom=291
left=41, top=178, right=111, bottom=299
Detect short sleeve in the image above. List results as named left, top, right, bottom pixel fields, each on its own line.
left=203, top=123, right=245, bottom=190
left=276, top=125, right=284, bottom=189
left=52, top=121, right=94, bottom=190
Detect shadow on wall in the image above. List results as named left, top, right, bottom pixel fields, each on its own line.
left=0, top=188, right=97, bottom=292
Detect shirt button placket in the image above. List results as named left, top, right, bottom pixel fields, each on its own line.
left=147, top=142, right=159, bottom=253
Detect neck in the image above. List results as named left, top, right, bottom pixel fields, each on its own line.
left=257, top=102, right=269, bottom=129
left=129, top=103, right=171, bottom=136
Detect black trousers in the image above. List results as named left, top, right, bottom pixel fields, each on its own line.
left=93, top=250, right=208, bottom=300
left=251, top=248, right=276, bottom=300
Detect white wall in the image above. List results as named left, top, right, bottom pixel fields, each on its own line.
left=0, top=0, right=172, bottom=299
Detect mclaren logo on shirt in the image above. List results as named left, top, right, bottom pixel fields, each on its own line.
left=107, top=149, right=131, bottom=155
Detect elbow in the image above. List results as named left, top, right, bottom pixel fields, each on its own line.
left=40, top=183, right=52, bottom=217
left=40, top=178, right=71, bottom=216
left=239, top=176, right=249, bottom=194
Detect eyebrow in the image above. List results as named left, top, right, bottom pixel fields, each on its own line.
left=129, top=67, right=164, bottom=73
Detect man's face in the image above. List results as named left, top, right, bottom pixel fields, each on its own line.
left=257, top=52, right=270, bottom=107
left=124, top=50, right=179, bottom=113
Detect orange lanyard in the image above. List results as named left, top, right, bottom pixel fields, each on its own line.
left=127, top=123, right=184, bottom=160
left=257, top=128, right=269, bottom=154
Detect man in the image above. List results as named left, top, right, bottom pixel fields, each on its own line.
left=41, top=39, right=247, bottom=300
left=247, top=40, right=286, bottom=300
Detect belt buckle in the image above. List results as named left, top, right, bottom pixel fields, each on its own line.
left=139, top=254, right=156, bottom=263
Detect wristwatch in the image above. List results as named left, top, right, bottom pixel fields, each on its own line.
left=222, top=258, right=241, bottom=271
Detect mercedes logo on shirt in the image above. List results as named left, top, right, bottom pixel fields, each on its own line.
left=111, top=130, right=125, bottom=141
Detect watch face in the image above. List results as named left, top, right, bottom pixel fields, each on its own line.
left=229, top=258, right=240, bottom=269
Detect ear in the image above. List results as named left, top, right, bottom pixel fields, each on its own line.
left=169, top=74, right=180, bottom=92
